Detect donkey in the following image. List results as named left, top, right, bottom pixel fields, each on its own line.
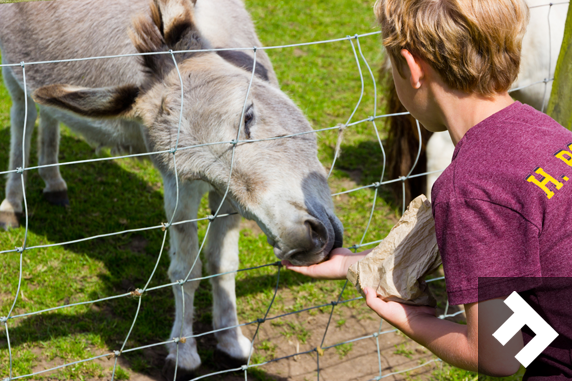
left=0, top=0, right=343, bottom=377
left=384, top=0, right=568, bottom=204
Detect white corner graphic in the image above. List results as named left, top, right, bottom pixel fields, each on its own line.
left=492, top=291, right=559, bottom=367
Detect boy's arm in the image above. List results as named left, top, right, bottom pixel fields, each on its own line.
left=286, top=248, right=523, bottom=376
left=363, top=290, right=523, bottom=376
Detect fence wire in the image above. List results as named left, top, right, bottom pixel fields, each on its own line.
left=0, top=2, right=566, bottom=380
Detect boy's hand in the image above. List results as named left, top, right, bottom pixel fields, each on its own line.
left=363, top=287, right=436, bottom=332
left=282, top=247, right=370, bottom=280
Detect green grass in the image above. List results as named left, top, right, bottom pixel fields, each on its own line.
left=334, top=342, right=353, bottom=359
left=394, top=343, right=414, bottom=360
left=0, top=0, right=471, bottom=380
left=433, top=363, right=526, bottom=381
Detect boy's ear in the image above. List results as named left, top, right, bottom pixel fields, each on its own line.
left=33, top=84, right=140, bottom=119
left=401, top=49, right=424, bottom=90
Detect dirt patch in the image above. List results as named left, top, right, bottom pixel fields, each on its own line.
left=27, top=300, right=460, bottom=381
left=29, top=346, right=166, bottom=381
left=146, top=286, right=462, bottom=381
left=293, top=48, right=307, bottom=57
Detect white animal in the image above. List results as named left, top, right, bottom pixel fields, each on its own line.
left=426, top=1, right=568, bottom=199
left=0, top=0, right=344, bottom=378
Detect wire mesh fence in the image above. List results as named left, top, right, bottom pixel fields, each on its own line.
left=0, top=1, right=567, bottom=380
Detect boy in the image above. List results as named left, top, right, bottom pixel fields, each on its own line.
left=286, top=0, right=572, bottom=378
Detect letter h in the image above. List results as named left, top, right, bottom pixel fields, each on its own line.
left=526, top=168, right=563, bottom=199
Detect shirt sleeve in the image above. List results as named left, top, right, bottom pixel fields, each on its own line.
left=433, top=198, right=541, bottom=305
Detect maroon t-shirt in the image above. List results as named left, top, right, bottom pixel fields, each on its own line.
left=432, top=102, right=572, bottom=379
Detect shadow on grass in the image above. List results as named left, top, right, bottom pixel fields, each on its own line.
left=333, top=140, right=397, bottom=207
left=0, top=126, right=337, bottom=380
left=334, top=139, right=426, bottom=211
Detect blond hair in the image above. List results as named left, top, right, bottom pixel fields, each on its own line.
left=375, top=0, right=529, bottom=96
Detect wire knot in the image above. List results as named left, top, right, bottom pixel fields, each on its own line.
left=253, top=46, right=257, bottom=52
left=207, top=215, right=215, bottom=221
left=114, top=350, right=121, bottom=358
left=373, top=182, right=381, bottom=188
left=130, top=289, right=143, bottom=297
left=332, top=123, right=347, bottom=165
left=372, top=332, right=379, bottom=338
left=256, top=318, right=265, bottom=324
left=16, top=167, right=24, bottom=174
left=348, top=244, right=358, bottom=251
left=273, top=261, right=283, bottom=267
left=399, top=176, right=407, bottom=182
left=20, top=61, right=25, bottom=67
left=15, top=247, right=24, bottom=253
left=330, top=301, right=338, bottom=306
left=241, top=365, right=248, bottom=371
left=0, top=316, right=7, bottom=323
left=368, top=116, right=375, bottom=122
left=177, top=279, right=185, bottom=286
left=230, top=139, right=238, bottom=146
left=161, top=222, right=170, bottom=231
left=173, top=336, right=186, bottom=343
left=170, top=148, right=177, bottom=154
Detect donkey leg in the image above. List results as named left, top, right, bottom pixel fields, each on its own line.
left=206, top=191, right=251, bottom=368
left=162, top=176, right=208, bottom=380
left=37, top=107, right=68, bottom=207
left=0, top=68, right=38, bottom=230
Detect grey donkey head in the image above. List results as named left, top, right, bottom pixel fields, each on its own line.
left=33, top=0, right=343, bottom=265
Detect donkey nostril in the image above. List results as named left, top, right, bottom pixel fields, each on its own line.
left=304, top=220, right=327, bottom=249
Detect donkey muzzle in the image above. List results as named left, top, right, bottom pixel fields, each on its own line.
left=275, top=207, right=344, bottom=266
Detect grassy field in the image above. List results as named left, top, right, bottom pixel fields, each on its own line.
left=0, top=0, right=523, bottom=380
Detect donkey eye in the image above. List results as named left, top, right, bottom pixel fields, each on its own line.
left=243, top=105, right=255, bottom=139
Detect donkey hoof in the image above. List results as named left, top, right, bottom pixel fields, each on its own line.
left=213, top=348, right=248, bottom=370
left=43, top=190, right=70, bottom=207
left=0, top=211, right=21, bottom=230
left=161, top=358, right=196, bottom=381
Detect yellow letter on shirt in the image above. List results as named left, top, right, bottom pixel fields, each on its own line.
left=555, top=145, right=572, bottom=166
left=526, top=168, right=563, bottom=199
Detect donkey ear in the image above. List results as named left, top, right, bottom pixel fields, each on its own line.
left=33, top=84, right=140, bottom=119
left=130, top=0, right=208, bottom=79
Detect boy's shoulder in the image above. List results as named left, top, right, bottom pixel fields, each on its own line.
left=432, top=102, right=572, bottom=218
left=431, top=102, right=572, bottom=305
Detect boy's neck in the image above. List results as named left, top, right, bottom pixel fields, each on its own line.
left=427, top=75, right=515, bottom=146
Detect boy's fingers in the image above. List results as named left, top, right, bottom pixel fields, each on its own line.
left=282, top=259, right=345, bottom=280
left=364, top=287, right=387, bottom=313
left=283, top=261, right=319, bottom=277
left=283, top=261, right=304, bottom=273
